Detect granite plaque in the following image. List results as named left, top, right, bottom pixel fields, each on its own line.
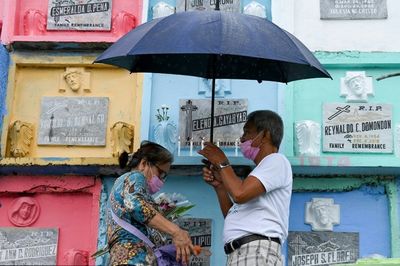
left=288, top=231, right=358, bottom=266
left=323, top=103, right=393, bottom=153
left=38, top=97, right=109, bottom=146
left=320, top=0, right=387, bottom=20
left=176, top=0, right=240, bottom=12
left=168, top=218, right=211, bottom=266
left=47, top=0, right=112, bottom=30
left=0, top=227, right=58, bottom=265
left=179, top=99, right=247, bottom=147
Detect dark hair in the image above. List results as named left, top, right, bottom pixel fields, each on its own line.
left=247, top=110, right=284, bottom=149
left=119, top=141, right=173, bottom=169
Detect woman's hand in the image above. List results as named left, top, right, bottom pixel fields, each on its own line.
left=171, top=227, right=194, bottom=264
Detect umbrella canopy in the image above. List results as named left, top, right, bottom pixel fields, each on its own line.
left=95, top=10, right=331, bottom=141
left=95, top=10, right=330, bottom=82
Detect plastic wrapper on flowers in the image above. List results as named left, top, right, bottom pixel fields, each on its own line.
left=154, top=192, right=195, bottom=222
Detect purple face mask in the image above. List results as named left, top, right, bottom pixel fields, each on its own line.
left=239, top=140, right=260, bottom=161
left=148, top=175, right=164, bottom=194
left=239, top=133, right=262, bottom=161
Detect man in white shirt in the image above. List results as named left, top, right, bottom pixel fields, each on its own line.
left=199, top=110, right=292, bottom=266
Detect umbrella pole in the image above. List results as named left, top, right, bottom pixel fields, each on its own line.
left=210, top=78, right=216, bottom=143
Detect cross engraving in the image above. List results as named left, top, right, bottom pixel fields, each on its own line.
left=180, top=100, right=198, bottom=141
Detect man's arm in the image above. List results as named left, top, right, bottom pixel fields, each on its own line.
left=201, top=165, right=233, bottom=217
left=218, top=166, right=265, bottom=204
left=214, top=183, right=233, bottom=217
left=199, top=143, right=266, bottom=204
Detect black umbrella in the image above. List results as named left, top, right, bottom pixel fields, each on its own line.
left=95, top=10, right=331, bottom=142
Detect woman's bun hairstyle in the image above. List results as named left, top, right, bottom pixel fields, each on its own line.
left=118, top=141, right=173, bottom=170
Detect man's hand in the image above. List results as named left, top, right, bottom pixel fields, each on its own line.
left=202, top=166, right=223, bottom=188
left=198, top=142, right=228, bottom=165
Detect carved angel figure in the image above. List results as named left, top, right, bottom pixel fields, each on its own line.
left=153, top=105, right=177, bottom=154
left=111, top=11, right=136, bottom=37
left=111, top=122, right=135, bottom=157
left=8, top=120, right=34, bottom=157
left=243, top=1, right=267, bottom=18
left=152, top=1, right=175, bottom=19
left=154, top=121, right=177, bottom=154
left=295, top=120, right=320, bottom=156
left=24, top=9, right=46, bottom=35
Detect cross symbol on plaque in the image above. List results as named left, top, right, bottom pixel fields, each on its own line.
left=292, top=235, right=307, bottom=255
left=180, top=100, right=198, bottom=141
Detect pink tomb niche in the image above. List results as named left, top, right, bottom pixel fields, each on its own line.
left=1, top=0, right=142, bottom=44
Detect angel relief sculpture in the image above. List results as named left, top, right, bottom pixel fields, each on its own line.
left=111, top=122, right=135, bottom=157
left=153, top=105, right=177, bottom=154
left=295, top=120, right=321, bottom=156
left=24, top=9, right=46, bottom=35
left=243, top=1, right=267, bottom=19
left=152, top=1, right=175, bottom=19
left=111, top=11, right=136, bottom=37
left=8, top=120, right=34, bottom=158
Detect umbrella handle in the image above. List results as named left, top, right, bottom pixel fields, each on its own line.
left=210, top=78, right=215, bottom=143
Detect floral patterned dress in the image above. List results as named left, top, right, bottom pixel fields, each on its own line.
left=107, top=170, right=166, bottom=266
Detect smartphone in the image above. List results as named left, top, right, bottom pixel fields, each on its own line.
left=201, top=159, right=212, bottom=169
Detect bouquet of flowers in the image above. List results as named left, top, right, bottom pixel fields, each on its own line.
left=154, top=192, right=195, bottom=221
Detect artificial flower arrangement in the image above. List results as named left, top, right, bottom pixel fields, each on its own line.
left=154, top=192, right=195, bottom=222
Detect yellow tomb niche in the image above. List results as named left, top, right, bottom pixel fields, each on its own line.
left=1, top=54, right=143, bottom=165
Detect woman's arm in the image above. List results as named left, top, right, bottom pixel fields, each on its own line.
left=148, top=212, right=194, bottom=264
left=123, top=172, right=194, bottom=264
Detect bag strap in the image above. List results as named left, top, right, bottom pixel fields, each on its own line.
left=110, top=208, right=155, bottom=249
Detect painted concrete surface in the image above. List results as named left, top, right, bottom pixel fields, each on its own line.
left=141, top=73, right=279, bottom=156
left=284, top=52, right=400, bottom=168
left=0, top=0, right=143, bottom=44
left=0, top=175, right=102, bottom=265
left=98, top=175, right=397, bottom=265
left=0, top=53, right=143, bottom=159
left=288, top=189, right=390, bottom=258
left=272, top=0, right=400, bottom=52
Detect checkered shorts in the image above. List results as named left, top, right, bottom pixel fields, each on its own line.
left=226, top=239, right=282, bottom=266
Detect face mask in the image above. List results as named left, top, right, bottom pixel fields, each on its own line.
left=147, top=169, right=164, bottom=194
left=240, top=134, right=262, bottom=160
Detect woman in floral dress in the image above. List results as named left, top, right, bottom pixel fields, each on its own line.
left=107, top=141, right=194, bottom=265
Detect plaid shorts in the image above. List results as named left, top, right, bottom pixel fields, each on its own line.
left=226, top=239, right=282, bottom=266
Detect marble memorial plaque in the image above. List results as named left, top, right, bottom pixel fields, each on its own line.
left=288, top=231, right=358, bottom=266
left=179, top=99, right=247, bottom=147
left=320, top=0, right=387, bottom=20
left=47, top=0, right=112, bottom=30
left=168, top=218, right=211, bottom=266
left=38, top=97, right=109, bottom=146
left=176, top=0, right=240, bottom=12
left=0, top=228, right=58, bottom=265
left=323, top=103, right=393, bottom=153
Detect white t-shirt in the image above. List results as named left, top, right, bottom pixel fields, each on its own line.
left=223, top=153, right=293, bottom=244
